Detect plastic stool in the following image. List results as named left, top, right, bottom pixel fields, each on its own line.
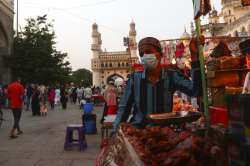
left=100, top=122, right=113, bottom=148
left=64, top=124, right=87, bottom=151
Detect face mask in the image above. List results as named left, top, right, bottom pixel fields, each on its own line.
left=141, top=54, right=159, bottom=70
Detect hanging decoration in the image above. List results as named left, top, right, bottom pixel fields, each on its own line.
left=193, top=0, right=212, bottom=19
left=242, top=0, right=250, bottom=6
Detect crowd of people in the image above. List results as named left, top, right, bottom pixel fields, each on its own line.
left=0, top=80, right=114, bottom=138
left=0, top=36, right=202, bottom=141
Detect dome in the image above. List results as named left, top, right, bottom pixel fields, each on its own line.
left=211, top=9, right=218, bottom=16
left=181, top=28, right=191, bottom=39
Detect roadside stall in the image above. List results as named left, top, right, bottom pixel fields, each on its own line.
left=95, top=0, right=250, bottom=165
left=96, top=122, right=228, bottom=166
left=206, top=38, right=250, bottom=165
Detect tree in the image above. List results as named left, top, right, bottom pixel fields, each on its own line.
left=12, top=15, right=72, bottom=85
left=70, top=68, right=92, bottom=87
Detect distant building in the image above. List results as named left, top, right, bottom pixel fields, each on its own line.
left=0, top=0, right=14, bottom=84
left=91, top=21, right=139, bottom=87
left=203, top=0, right=250, bottom=37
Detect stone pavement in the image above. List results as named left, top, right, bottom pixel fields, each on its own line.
left=0, top=103, right=104, bottom=166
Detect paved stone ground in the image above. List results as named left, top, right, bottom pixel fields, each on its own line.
left=0, top=103, right=104, bottom=166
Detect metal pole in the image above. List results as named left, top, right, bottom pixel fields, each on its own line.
left=16, top=0, right=18, bottom=36
left=192, top=0, right=209, bottom=121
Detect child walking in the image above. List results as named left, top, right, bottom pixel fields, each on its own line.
left=40, top=95, right=48, bottom=116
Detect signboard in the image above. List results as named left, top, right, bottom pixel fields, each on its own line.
left=242, top=0, right=250, bottom=6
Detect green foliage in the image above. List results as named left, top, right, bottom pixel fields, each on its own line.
left=70, top=68, right=92, bottom=87
left=12, top=15, right=72, bottom=85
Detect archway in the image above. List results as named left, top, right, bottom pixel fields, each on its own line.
left=234, top=30, right=239, bottom=37
left=106, top=73, right=124, bottom=86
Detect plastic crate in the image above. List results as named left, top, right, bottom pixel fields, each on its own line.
left=209, top=106, right=229, bottom=128
left=84, top=120, right=97, bottom=134
left=225, top=94, right=250, bottom=125
left=82, top=114, right=97, bottom=134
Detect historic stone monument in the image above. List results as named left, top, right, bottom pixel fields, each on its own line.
left=91, top=21, right=139, bottom=87
left=0, top=0, right=14, bottom=85
left=204, top=0, right=250, bottom=37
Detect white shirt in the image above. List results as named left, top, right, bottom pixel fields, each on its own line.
left=84, top=87, right=92, bottom=99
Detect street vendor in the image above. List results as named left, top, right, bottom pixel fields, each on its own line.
left=113, top=36, right=203, bottom=130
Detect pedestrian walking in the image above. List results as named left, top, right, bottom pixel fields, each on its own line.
left=71, top=87, right=77, bottom=104
left=104, top=80, right=118, bottom=115
left=31, top=86, right=40, bottom=116
left=40, top=96, right=47, bottom=116
left=7, top=78, right=24, bottom=138
left=48, top=87, right=55, bottom=110
left=76, top=86, right=84, bottom=104
left=54, top=87, right=61, bottom=106
left=84, top=86, right=92, bottom=103
left=60, top=86, right=68, bottom=109
left=0, top=85, right=4, bottom=109
left=25, top=84, right=33, bottom=111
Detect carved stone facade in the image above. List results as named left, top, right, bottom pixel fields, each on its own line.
left=204, top=0, right=250, bottom=37
left=0, top=0, right=14, bottom=85
left=91, top=22, right=139, bottom=87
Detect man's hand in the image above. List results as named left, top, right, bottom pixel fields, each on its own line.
left=189, top=35, right=205, bottom=61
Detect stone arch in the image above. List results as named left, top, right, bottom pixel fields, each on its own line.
left=234, top=30, right=239, bottom=37
left=0, top=21, right=9, bottom=47
left=241, top=26, right=246, bottom=32
left=106, top=73, right=124, bottom=84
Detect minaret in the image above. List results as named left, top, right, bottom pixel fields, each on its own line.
left=221, top=0, right=240, bottom=24
left=209, top=7, right=219, bottom=24
left=128, top=20, right=137, bottom=58
left=91, top=23, right=102, bottom=87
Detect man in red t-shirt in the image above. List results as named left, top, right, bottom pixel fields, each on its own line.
left=7, top=78, right=24, bottom=138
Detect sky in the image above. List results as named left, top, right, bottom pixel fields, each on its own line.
left=15, top=0, right=221, bottom=71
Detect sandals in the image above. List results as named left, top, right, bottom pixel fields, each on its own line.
left=9, top=135, right=18, bottom=139
left=17, top=131, right=23, bottom=135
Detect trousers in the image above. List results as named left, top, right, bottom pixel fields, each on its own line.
left=12, top=109, right=22, bottom=130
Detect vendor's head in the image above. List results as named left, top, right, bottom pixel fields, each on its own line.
left=138, top=37, right=162, bottom=71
